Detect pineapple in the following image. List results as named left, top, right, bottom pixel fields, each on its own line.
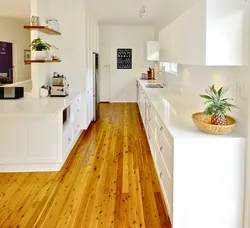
left=200, top=85, right=236, bottom=126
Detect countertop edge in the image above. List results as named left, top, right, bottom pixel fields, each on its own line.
left=0, top=92, right=81, bottom=118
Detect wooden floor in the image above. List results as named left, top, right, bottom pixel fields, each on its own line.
left=0, top=103, right=171, bottom=228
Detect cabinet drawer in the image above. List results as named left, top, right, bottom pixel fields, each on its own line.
left=161, top=135, right=173, bottom=179
left=76, top=95, right=81, bottom=106
left=74, top=120, right=81, bottom=137
left=155, top=117, right=173, bottom=179
left=148, top=103, right=155, bottom=129
left=148, top=124, right=156, bottom=161
left=75, top=95, right=81, bottom=110
left=63, top=126, right=73, bottom=153
left=157, top=150, right=173, bottom=218
left=155, top=116, right=173, bottom=150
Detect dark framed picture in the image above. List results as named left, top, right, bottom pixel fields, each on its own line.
left=24, top=49, right=31, bottom=61
left=117, top=49, right=132, bottom=69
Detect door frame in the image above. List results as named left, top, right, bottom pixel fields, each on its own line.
left=99, top=43, right=111, bottom=102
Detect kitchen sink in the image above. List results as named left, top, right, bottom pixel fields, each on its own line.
left=145, top=84, right=165, bottom=88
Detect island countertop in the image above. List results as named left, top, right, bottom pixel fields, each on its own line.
left=0, top=92, right=81, bottom=117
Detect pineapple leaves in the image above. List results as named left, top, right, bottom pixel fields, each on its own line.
left=200, top=95, right=212, bottom=100
left=218, top=87, right=223, bottom=96
left=200, top=85, right=237, bottom=117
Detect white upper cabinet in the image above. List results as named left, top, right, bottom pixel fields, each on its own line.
left=147, top=41, right=160, bottom=61
left=159, top=0, right=249, bottom=66
left=159, top=24, right=175, bottom=63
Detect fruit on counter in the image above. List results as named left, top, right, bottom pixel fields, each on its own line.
left=200, top=85, right=236, bottom=126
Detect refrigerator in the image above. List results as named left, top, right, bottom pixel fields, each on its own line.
left=93, top=52, right=99, bottom=122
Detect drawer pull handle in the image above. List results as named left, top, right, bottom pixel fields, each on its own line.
left=149, top=136, right=151, bottom=140
left=77, top=124, right=80, bottom=128
left=77, top=109, right=80, bottom=112
left=160, top=172, right=164, bottom=180
left=68, top=138, right=71, bottom=142
left=160, top=126, right=163, bottom=131
left=160, top=146, right=163, bottom=151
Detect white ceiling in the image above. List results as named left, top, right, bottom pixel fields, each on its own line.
left=0, top=0, right=199, bottom=29
left=0, top=0, right=30, bottom=20
left=85, top=0, right=199, bottom=30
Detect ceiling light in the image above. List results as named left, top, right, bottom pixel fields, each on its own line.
left=139, top=5, right=146, bottom=18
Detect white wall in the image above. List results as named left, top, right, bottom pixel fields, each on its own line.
left=99, top=25, right=155, bottom=102
left=0, top=16, right=31, bottom=84
left=159, top=66, right=249, bottom=136
left=30, top=0, right=99, bottom=129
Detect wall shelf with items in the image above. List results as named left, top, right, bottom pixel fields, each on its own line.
left=24, top=26, right=61, bottom=35
left=24, top=60, right=61, bottom=64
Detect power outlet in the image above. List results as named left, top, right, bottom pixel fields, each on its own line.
left=236, top=84, right=246, bottom=99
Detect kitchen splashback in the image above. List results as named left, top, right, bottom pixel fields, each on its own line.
left=158, top=65, right=249, bottom=136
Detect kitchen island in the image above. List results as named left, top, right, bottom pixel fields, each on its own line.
left=0, top=92, right=82, bottom=172
left=137, top=79, right=245, bottom=228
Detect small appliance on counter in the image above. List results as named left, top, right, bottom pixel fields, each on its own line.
left=51, top=72, right=69, bottom=97
left=0, top=87, right=24, bottom=99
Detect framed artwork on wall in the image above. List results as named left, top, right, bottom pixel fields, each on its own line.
left=117, top=49, right=132, bottom=69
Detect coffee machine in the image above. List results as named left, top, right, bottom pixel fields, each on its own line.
left=51, top=72, right=69, bottom=97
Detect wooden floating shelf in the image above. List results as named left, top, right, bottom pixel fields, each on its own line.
left=25, top=60, right=61, bottom=64
left=24, top=26, right=61, bottom=35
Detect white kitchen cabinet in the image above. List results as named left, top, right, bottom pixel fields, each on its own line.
left=137, top=79, right=245, bottom=228
left=138, top=84, right=146, bottom=124
left=159, top=23, right=175, bottom=63
left=0, top=93, right=82, bottom=172
left=147, top=41, right=159, bottom=61
left=160, top=0, right=249, bottom=66
left=156, top=147, right=173, bottom=220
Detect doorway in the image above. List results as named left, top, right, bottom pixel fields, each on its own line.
left=99, top=44, right=110, bottom=102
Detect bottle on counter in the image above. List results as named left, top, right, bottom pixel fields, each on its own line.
left=148, top=68, right=152, bottom=80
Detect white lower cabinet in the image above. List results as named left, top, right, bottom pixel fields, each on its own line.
left=156, top=148, right=173, bottom=219
left=137, top=85, right=173, bottom=220
left=137, top=80, right=245, bottom=228
left=63, top=125, right=73, bottom=160
left=0, top=93, right=83, bottom=172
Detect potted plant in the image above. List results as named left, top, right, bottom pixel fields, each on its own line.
left=192, top=85, right=237, bottom=134
left=30, top=37, right=51, bottom=60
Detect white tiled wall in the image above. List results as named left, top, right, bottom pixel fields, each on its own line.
left=159, top=65, right=249, bottom=136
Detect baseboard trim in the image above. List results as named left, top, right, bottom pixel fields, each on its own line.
left=110, top=101, right=137, bottom=103
left=0, top=163, right=62, bottom=173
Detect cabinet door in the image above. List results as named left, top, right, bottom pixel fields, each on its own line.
left=147, top=41, right=159, bottom=61
left=27, top=117, right=59, bottom=161
left=159, top=23, right=175, bottom=62
left=156, top=148, right=173, bottom=221
left=159, top=27, right=169, bottom=62
left=136, top=81, right=140, bottom=104
left=138, top=86, right=142, bottom=113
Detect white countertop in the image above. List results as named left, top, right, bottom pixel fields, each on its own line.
left=138, top=79, right=243, bottom=139
left=0, top=92, right=81, bottom=117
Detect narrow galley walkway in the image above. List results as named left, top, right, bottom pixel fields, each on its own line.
left=0, top=103, right=171, bottom=228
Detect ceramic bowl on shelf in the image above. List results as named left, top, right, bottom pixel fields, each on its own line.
left=192, top=112, right=236, bottom=135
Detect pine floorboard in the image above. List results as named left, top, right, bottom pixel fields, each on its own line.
left=0, top=103, right=171, bottom=228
